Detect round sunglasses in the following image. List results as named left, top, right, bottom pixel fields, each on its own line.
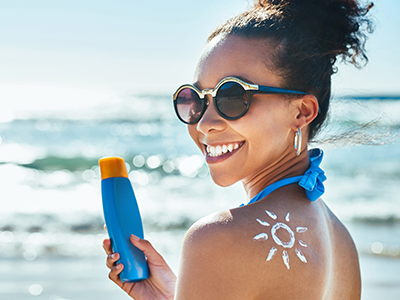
left=173, top=77, right=308, bottom=125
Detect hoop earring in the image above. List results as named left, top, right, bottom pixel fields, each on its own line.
left=294, top=127, right=302, bottom=156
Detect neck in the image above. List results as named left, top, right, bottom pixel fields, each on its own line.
left=242, top=147, right=310, bottom=200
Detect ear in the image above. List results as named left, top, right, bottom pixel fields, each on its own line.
left=291, top=94, right=319, bottom=130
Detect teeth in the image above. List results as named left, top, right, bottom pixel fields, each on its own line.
left=207, top=146, right=216, bottom=155
left=216, top=145, right=222, bottom=156
left=206, top=143, right=241, bottom=157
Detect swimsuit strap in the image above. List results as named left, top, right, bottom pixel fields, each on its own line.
left=240, top=148, right=326, bottom=207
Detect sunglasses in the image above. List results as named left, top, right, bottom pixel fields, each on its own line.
left=173, top=77, right=308, bottom=125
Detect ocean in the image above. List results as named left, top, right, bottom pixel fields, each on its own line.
left=0, top=94, right=400, bottom=299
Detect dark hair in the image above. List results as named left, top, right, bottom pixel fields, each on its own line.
left=208, top=0, right=374, bottom=141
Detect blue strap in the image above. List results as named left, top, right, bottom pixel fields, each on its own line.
left=240, top=148, right=326, bottom=207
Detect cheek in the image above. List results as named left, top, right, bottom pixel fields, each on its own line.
left=187, top=125, right=204, bottom=152
left=241, top=109, right=292, bottom=160
left=246, top=99, right=291, bottom=137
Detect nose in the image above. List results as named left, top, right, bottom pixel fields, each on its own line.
left=196, top=95, right=227, bottom=134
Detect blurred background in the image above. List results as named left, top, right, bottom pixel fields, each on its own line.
left=0, top=0, right=399, bottom=299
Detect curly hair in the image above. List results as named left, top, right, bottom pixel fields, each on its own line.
left=208, top=0, right=374, bottom=141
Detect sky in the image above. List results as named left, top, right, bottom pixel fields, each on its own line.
left=0, top=0, right=399, bottom=115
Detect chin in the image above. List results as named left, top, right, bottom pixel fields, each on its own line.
left=209, top=171, right=238, bottom=187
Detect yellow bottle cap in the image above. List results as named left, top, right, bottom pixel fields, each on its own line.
left=99, top=157, right=129, bottom=180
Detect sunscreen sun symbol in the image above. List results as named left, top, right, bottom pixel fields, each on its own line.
left=253, top=210, right=308, bottom=269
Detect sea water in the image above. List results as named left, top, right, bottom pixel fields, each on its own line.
left=0, top=95, right=399, bottom=299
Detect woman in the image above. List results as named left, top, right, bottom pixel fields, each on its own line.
left=103, top=0, right=373, bottom=299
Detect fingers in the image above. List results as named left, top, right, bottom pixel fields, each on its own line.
left=109, top=262, right=124, bottom=286
left=130, top=235, right=166, bottom=266
left=106, top=252, right=120, bottom=269
left=102, top=238, right=124, bottom=286
left=102, top=238, right=113, bottom=255
left=103, top=239, right=120, bottom=269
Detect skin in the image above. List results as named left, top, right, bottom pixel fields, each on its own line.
left=103, top=35, right=361, bottom=299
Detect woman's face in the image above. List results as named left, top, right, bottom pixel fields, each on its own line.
left=188, top=35, right=301, bottom=187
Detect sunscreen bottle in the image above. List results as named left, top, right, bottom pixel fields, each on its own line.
left=99, top=157, right=149, bottom=282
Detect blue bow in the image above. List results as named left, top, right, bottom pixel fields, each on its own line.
left=299, top=148, right=327, bottom=202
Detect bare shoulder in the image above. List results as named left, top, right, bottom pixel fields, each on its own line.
left=175, top=191, right=361, bottom=300
left=176, top=210, right=242, bottom=300
left=175, top=209, right=269, bottom=300
left=175, top=205, right=321, bottom=299
left=182, top=210, right=235, bottom=248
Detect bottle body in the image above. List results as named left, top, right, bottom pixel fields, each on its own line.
left=101, top=176, right=149, bottom=282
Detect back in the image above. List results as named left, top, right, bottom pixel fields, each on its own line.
left=175, top=184, right=361, bottom=300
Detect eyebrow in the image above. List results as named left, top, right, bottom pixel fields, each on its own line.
left=192, top=76, right=255, bottom=90
left=235, top=76, right=255, bottom=84
left=192, top=81, right=201, bottom=89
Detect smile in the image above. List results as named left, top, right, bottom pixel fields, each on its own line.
left=205, top=142, right=244, bottom=157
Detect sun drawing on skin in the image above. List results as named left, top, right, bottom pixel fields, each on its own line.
left=253, top=210, right=308, bottom=269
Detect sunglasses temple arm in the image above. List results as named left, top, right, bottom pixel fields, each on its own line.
left=256, top=86, right=321, bottom=113
left=256, top=86, right=308, bottom=95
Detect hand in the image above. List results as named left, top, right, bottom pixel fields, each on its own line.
left=103, top=234, right=176, bottom=300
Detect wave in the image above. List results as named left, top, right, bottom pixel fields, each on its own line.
left=0, top=211, right=193, bottom=259
left=1, top=95, right=400, bottom=126
left=8, top=211, right=399, bottom=236
left=329, top=98, right=400, bottom=127
left=2, top=210, right=400, bottom=260
left=1, top=94, right=175, bottom=123
left=20, top=156, right=100, bottom=172
left=344, top=96, right=400, bottom=101
left=13, top=153, right=208, bottom=185
left=352, top=215, right=400, bottom=225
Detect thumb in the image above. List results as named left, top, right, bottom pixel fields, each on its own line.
left=130, top=235, right=166, bottom=266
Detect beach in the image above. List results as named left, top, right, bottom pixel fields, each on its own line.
left=0, top=95, right=399, bottom=299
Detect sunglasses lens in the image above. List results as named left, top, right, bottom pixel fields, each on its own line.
left=175, top=88, right=204, bottom=124
left=216, top=82, right=248, bottom=118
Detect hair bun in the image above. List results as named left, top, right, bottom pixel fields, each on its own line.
left=256, top=0, right=374, bottom=67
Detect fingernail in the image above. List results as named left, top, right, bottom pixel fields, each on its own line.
left=111, top=253, right=116, bottom=259
left=131, top=234, right=140, bottom=241
left=116, top=263, right=122, bottom=269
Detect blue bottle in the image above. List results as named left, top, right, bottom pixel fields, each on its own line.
left=99, top=156, right=149, bottom=282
